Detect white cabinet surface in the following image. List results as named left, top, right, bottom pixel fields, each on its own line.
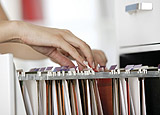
left=115, top=0, right=160, bottom=47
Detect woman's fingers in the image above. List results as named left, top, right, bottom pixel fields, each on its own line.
left=60, top=29, right=95, bottom=68
left=77, top=62, right=85, bottom=71
left=56, top=39, right=87, bottom=67
left=92, top=50, right=107, bottom=66
left=57, top=48, right=107, bottom=69
left=31, top=46, right=75, bottom=67
left=49, top=50, right=75, bottom=67
left=20, top=22, right=96, bottom=68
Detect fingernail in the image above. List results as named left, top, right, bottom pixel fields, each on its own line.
left=92, top=62, right=95, bottom=68
left=96, top=64, right=100, bottom=71
left=83, top=61, right=88, bottom=66
left=83, top=61, right=90, bottom=68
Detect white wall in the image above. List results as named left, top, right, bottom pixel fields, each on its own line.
left=42, top=0, right=99, bottom=48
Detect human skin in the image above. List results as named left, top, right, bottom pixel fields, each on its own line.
left=0, top=3, right=107, bottom=69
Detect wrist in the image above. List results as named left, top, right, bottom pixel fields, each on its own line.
left=7, top=20, right=24, bottom=43
left=0, top=20, right=24, bottom=43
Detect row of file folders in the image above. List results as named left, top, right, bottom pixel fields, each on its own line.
left=19, top=76, right=160, bottom=115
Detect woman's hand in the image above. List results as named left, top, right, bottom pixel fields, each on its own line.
left=92, top=49, right=107, bottom=66
left=58, top=48, right=107, bottom=70
left=0, top=21, right=107, bottom=70
left=12, top=21, right=95, bottom=68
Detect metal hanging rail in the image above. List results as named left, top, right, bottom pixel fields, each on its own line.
left=18, top=69, right=160, bottom=80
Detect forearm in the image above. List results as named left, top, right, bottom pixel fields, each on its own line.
left=0, top=3, right=17, bottom=42
left=0, top=20, right=95, bottom=68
